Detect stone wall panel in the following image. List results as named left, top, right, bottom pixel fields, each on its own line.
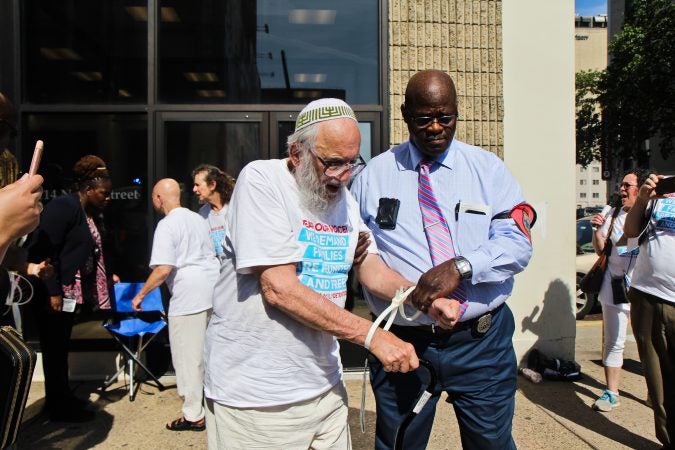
left=387, top=0, right=503, bottom=155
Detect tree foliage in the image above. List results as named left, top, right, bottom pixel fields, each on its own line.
left=575, top=0, right=675, bottom=167
left=599, top=0, right=675, bottom=164
left=576, top=70, right=604, bottom=167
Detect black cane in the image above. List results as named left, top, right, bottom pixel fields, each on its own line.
left=393, top=359, right=438, bottom=450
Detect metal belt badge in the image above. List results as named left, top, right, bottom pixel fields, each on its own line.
left=471, top=313, right=492, bottom=338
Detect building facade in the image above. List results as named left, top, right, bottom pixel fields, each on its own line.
left=577, top=162, right=606, bottom=209
left=575, top=14, right=608, bottom=208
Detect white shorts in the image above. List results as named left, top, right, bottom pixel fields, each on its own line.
left=205, top=382, right=351, bottom=450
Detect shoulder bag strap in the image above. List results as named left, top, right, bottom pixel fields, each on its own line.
left=603, top=207, right=620, bottom=256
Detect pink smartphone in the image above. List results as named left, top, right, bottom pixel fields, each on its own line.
left=29, top=140, right=43, bottom=176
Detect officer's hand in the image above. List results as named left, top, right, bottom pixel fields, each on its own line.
left=427, top=298, right=461, bottom=329
left=352, top=231, right=370, bottom=266
left=368, top=328, right=419, bottom=373
left=411, top=260, right=461, bottom=313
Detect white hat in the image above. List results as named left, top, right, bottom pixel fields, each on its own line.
left=295, top=98, right=357, bottom=132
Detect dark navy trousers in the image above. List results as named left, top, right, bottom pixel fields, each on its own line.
left=369, top=303, right=517, bottom=450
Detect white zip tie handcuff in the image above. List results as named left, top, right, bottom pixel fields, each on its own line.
left=360, top=285, right=421, bottom=433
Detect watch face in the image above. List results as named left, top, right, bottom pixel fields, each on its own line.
left=455, top=257, right=472, bottom=279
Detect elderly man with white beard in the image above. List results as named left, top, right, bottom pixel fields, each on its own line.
left=203, top=98, right=420, bottom=450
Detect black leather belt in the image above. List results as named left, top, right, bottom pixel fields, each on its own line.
left=379, top=303, right=504, bottom=339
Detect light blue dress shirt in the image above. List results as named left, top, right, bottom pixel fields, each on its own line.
left=350, top=139, right=533, bottom=324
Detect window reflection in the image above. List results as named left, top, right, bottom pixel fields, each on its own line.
left=23, top=113, right=149, bottom=282
left=23, top=0, right=147, bottom=103
left=164, top=121, right=262, bottom=210
left=18, top=113, right=149, bottom=345
left=158, top=0, right=379, bottom=104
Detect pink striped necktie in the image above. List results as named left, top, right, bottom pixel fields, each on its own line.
left=418, top=160, right=468, bottom=307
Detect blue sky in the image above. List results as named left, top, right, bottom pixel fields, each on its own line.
left=576, top=0, right=607, bottom=16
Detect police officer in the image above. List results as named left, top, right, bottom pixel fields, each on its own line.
left=351, top=69, right=534, bottom=449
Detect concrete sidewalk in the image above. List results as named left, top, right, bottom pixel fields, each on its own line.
left=15, top=318, right=661, bottom=449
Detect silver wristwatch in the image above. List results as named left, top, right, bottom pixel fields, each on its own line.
left=452, top=256, right=473, bottom=280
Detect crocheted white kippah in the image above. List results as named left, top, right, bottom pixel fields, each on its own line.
left=295, top=98, right=357, bottom=132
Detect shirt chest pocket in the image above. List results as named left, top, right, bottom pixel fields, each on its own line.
left=454, top=206, right=491, bottom=255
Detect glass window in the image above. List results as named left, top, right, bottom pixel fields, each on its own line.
left=21, top=113, right=149, bottom=344
left=592, top=192, right=600, bottom=198
left=358, top=123, right=373, bottom=161
left=23, top=0, right=147, bottom=103
left=274, top=119, right=373, bottom=161
left=23, top=113, right=149, bottom=280
left=158, top=0, right=379, bottom=104
left=164, top=120, right=263, bottom=210
left=580, top=179, right=586, bottom=185
left=592, top=179, right=599, bottom=185
left=580, top=193, right=587, bottom=198
left=276, top=119, right=296, bottom=158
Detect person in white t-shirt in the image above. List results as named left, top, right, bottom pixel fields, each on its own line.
left=192, top=164, right=235, bottom=259
left=624, top=173, right=675, bottom=449
left=589, top=169, right=648, bottom=412
left=132, top=178, right=219, bottom=432
left=203, top=99, right=423, bottom=450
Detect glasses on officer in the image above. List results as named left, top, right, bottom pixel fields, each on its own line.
left=307, top=146, right=366, bottom=178
left=409, top=114, right=458, bottom=129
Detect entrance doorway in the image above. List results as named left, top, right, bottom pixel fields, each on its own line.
left=155, top=109, right=378, bottom=369
left=156, top=110, right=378, bottom=207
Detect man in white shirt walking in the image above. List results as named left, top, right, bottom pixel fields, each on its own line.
left=203, top=99, right=420, bottom=449
left=133, top=178, right=219, bottom=432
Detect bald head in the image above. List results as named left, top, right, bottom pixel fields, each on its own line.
left=152, top=178, right=181, bottom=214
left=401, top=70, right=459, bottom=157
left=404, top=70, right=456, bottom=111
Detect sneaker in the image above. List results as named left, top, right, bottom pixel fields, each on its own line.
left=593, top=390, right=620, bottom=412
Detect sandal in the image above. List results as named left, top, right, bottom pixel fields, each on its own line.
left=166, top=416, right=206, bottom=431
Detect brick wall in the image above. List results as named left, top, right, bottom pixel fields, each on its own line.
left=388, top=0, right=504, bottom=157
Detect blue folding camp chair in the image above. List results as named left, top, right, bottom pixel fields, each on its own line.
left=102, top=282, right=167, bottom=401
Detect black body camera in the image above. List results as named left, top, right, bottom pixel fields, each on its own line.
left=375, top=198, right=400, bottom=230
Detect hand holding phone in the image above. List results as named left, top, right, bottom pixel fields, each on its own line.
left=29, top=140, right=43, bottom=176
left=655, top=176, right=675, bottom=196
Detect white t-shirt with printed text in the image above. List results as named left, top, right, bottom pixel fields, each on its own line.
left=630, top=197, right=675, bottom=302
left=198, top=203, right=228, bottom=259
left=204, top=158, right=375, bottom=408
